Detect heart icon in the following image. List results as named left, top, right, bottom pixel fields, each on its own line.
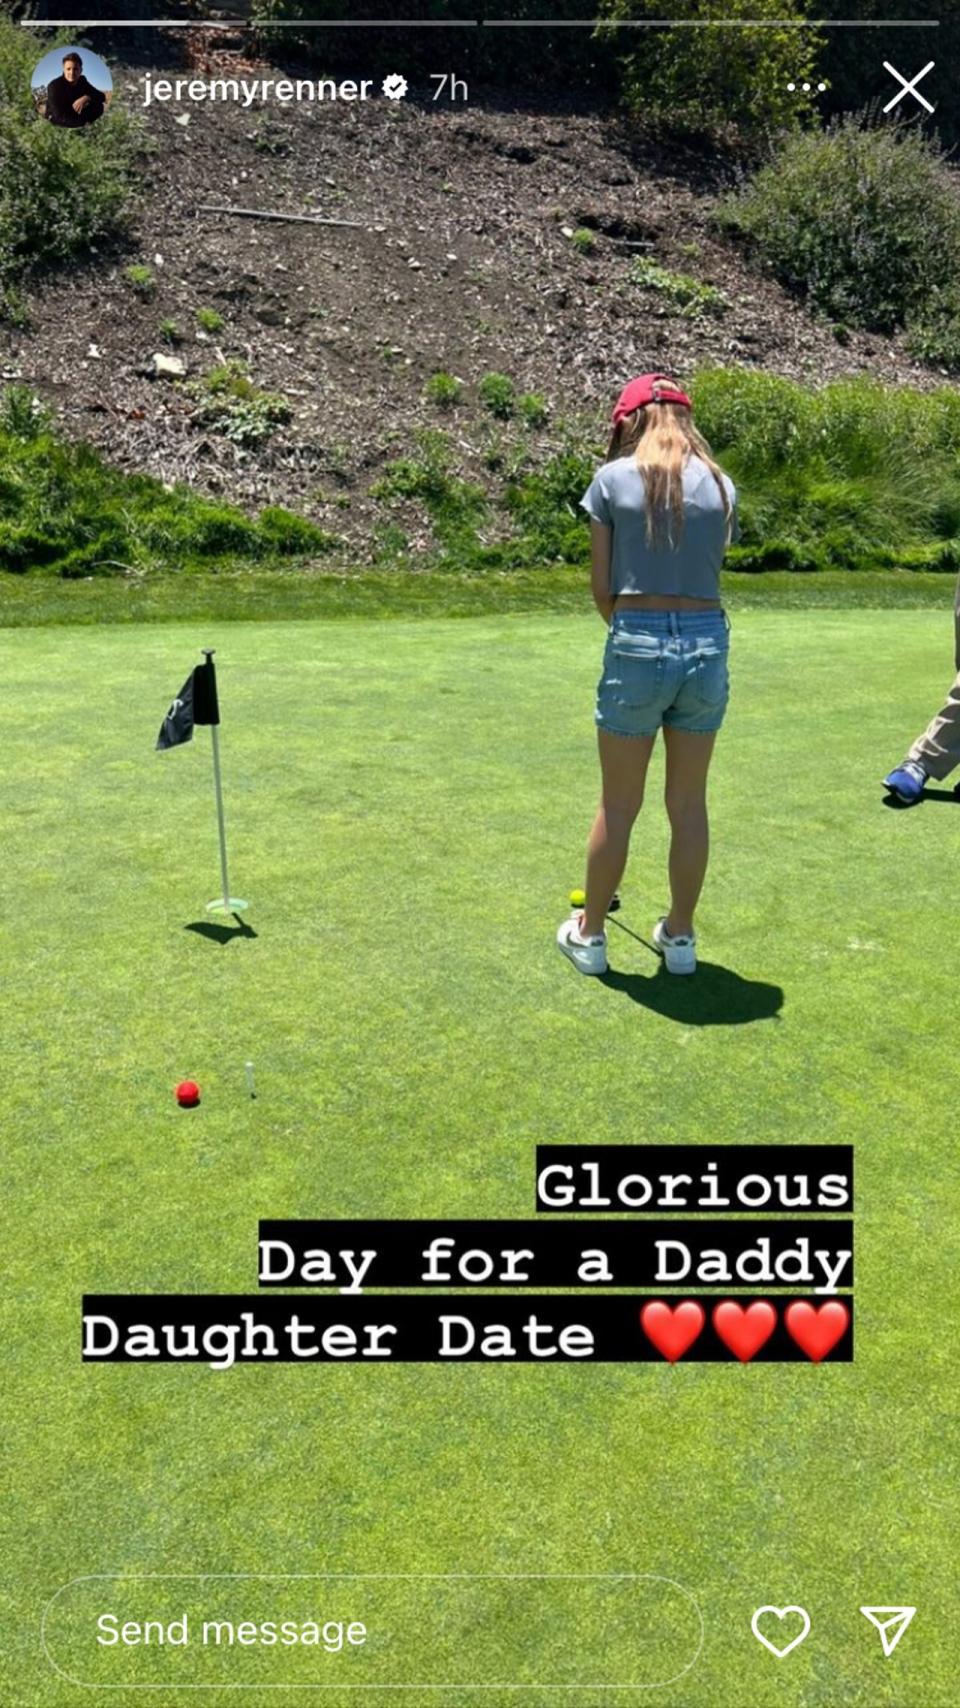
left=713, top=1300, right=777, bottom=1362
left=639, top=1300, right=705, bottom=1362
left=751, top=1605, right=811, bottom=1659
left=784, top=1300, right=850, bottom=1362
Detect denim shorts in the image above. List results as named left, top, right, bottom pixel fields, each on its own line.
left=596, top=609, right=730, bottom=738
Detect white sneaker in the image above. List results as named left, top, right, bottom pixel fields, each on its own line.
left=557, top=916, right=608, bottom=976
left=653, top=917, right=696, bottom=975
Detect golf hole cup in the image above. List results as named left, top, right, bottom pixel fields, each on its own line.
left=175, top=1079, right=201, bottom=1108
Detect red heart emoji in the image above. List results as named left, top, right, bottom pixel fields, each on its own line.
left=784, top=1300, right=850, bottom=1362
left=713, top=1299, right=777, bottom=1362
left=640, top=1300, right=705, bottom=1362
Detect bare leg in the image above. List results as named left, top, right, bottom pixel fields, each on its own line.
left=662, top=727, right=717, bottom=938
left=582, top=730, right=657, bottom=938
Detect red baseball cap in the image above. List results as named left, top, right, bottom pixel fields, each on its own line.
left=612, top=373, right=692, bottom=424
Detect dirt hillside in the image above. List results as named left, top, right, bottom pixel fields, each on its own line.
left=1, top=27, right=947, bottom=545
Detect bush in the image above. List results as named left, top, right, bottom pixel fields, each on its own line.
left=519, top=393, right=549, bottom=429
left=692, top=368, right=960, bottom=572
left=257, top=507, right=335, bottom=554
left=630, top=258, right=727, bottom=318
left=503, top=450, right=596, bottom=565
left=373, top=429, right=486, bottom=562
left=721, top=115, right=960, bottom=336
left=124, top=264, right=156, bottom=299
left=906, top=286, right=960, bottom=373
left=196, top=306, right=225, bottom=333
left=601, top=0, right=822, bottom=139
left=424, top=371, right=462, bottom=410
left=0, top=382, right=49, bottom=440
left=187, top=361, right=292, bottom=448
left=0, top=19, right=137, bottom=316
left=478, top=373, right=515, bottom=420
left=254, top=2, right=958, bottom=139
left=571, top=227, right=596, bottom=254
left=0, top=395, right=336, bottom=576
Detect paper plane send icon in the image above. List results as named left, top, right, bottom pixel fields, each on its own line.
left=860, top=1606, right=916, bottom=1657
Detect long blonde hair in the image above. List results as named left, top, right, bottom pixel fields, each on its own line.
left=606, top=392, right=731, bottom=549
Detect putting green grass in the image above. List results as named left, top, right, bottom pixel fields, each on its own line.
left=4, top=610, right=958, bottom=1706
left=0, top=566, right=956, bottom=628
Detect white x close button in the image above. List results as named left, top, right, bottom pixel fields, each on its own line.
left=883, top=60, right=936, bottom=115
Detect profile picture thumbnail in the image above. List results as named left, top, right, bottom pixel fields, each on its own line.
left=31, top=45, right=113, bottom=130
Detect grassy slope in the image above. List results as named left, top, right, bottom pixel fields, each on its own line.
left=4, top=612, right=957, bottom=1705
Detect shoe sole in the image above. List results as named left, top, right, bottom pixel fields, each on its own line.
left=557, top=945, right=608, bottom=976
left=653, top=926, right=696, bottom=975
left=882, top=775, right=924, bottom=804
left=557, top=933, right=607, bottom=976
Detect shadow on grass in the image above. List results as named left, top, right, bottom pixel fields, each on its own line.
left=603, top=921, right=783, bottom=1025
left=185, top=915, right=258, bottom=945
left=882, top=787, right=959, bottom=809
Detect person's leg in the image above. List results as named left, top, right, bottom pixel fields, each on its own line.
left=890, top=573, right=960, bottom=789
left=581, top=729, right=657, bottom=937
left=906, top=669, right=960, bottom=781
left=662, top=727, right=717, bottom=938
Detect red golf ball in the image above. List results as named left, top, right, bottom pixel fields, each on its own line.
left=175, top=1079, right=201, bottom=1108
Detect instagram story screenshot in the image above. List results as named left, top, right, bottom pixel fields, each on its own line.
left=0, top=3, right=956, bottom=1705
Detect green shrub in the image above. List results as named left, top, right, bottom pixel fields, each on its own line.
left=721, top=116, right=960, bottom=335
left=0, top=394, right=336, bottom=575
left=571, top=227, right=596, bottom=254
left=630, top=258, right=728, bottom=318
left=159, top=319, right=181, bottom=345
left=424, top=371, right=463, bottom=409
left=519, top=393, right=549, bottom=429
left=0, top=19, right=138, bottom=317
left=372, top=429, right=500, bottom=569
left=601, top=0, right=822, bottom=139
left=188, top=361, right=292, bottom=448
left=372, top=521, right=410, bottom=563
left=503, top=450, right=596, bottom=565
left=478, top=373, right=515, bottom=420
left=906, top=286, right=960, bottom=372
left=196, top=306, right=225, bottom=333
left=373, top=429, right=486, bottom=560
left=124, top=264, right=156, bottom=299
left=0, top=383, right=49, bottom=440
left=257, top=506, right=335, bottom=554
left=692, top=367, right=960, bottom=572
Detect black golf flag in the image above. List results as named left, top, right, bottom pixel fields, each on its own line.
left=155, top=649, right=246, bottom=911
left=156, top=656, right=220, bottom=751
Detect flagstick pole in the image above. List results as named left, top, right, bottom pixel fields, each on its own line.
left=210, top=722, right=232, bottom=910
left=202, top=648, right=248, bottom=915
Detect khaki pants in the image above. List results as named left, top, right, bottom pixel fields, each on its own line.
left=907, top=572, right=960, bottom=780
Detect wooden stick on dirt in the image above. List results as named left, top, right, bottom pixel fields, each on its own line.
left=197, top=203, right=373, bottom=230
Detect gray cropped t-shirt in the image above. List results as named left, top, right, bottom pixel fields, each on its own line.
left=581, top=454, right=739, bottom=600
